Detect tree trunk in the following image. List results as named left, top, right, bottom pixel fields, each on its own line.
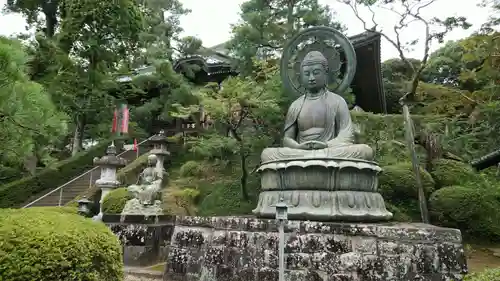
left=41, top=1, right=58, bottom=38
left=286, top=0, right=296, bottom=34
left=239, top=148, right=249, bottom=201
left=71, top=116, right=85, bottom=156
left=23, top=154, right=37, bottom=175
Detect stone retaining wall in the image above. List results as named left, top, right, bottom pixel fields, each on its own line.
left=165, top=217, right=466, bottom=281
left=104, top=215, right=467, bottom=281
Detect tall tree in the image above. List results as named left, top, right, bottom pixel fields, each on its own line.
left=0, top=36, right=67, bottom=171
left=182, top=61, right=283, bottom=200
left=30, top=0, right=145, bottom=155
left=128, top=0, right=194, bottom=67
left=227, top=0, right=345, bottom=74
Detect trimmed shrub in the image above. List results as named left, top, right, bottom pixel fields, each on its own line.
left=0, top=165, right=25, bottom=185
left=379, top=162, right=435, bottom=221
left=430, top=159, right=475, bottom=188
left=379, top=162, right=435, bottom=201
left=0, top=138, right=118, bottom=208
left=179, top=160, right=204, bottom=177
left=464, top=268, right=500, bottom=281
left=429, top=186, right=500, bottom=241
left=0, top=208, right=123, bottom=281
left=197, top=177, right=259, bottom=216
left=101, top=187, right=132, bottom=214
left=29, top=206, right=79, bottom=214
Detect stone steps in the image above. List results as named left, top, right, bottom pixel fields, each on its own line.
left=23, top=140, right=152, bottom=208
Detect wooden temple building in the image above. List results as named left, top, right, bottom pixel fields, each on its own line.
left=115, top=31, right=386, bottom=136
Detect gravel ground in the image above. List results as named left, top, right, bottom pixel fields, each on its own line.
left=124, top=274, right=162, bottom=281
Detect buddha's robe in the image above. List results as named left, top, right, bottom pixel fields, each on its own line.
left=260, top=90, right=373, bottom=163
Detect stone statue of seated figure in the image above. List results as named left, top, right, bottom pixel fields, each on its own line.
left=260, top=50, right=374, bottom=163
left=127, top=154, right=162, bottom=206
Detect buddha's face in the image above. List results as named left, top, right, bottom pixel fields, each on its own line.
left=301, top=63, right=327, bottom=93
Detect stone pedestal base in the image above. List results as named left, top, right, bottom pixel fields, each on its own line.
left=164, top=216, right=467, bottom=281
left=253, top=190, right=392, bottom=222
left=253, top=158, right=392, bottom=222
left=121, top=198, right=163, bottom=216
left=103, top=214, right=175, bottom=267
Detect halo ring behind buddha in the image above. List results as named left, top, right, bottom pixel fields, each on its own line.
left=280, top=26, right=357, bottom=97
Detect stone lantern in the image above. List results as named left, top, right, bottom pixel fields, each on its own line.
left=92, top=143, right=127, bottom=220
left=77, top=197, right=92, bottom=217
left=149, top=130, right=170, bottom=172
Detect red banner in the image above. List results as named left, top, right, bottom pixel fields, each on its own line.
left=121, top=104, right=129, bottom=134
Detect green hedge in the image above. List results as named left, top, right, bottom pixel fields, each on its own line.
left=197, top=177, right=260, bottom=216
left=0, top=165, right=25, bottom=185
left=379, top=162, right=435, bottom=200
left=430, top=159, right=475, bottom=188
left=429, top=186, right=500, bottom=241
left=0, top=207, right=123, bottom=281
left=0, top=138, right=117, bottom=208
left=465, top=268, right=500, bottom=281
left=101, top=187, right=132, bottom=214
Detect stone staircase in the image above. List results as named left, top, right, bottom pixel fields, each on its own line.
left=23, top=139, right=152, bottom=208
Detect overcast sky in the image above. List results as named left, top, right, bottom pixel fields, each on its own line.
left=0, top=0, right=492, bottom=61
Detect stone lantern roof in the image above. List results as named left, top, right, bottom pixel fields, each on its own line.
left=93, top=144, right=128, bottom=167
left=149, top=130, right=168, bottom=144
left=150, top=130, right=170, bottom=157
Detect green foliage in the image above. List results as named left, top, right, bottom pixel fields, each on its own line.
left=182, top=62, right=283, bottom=200
left=0, top=36, right=67, bottom=164
left=129, top=0, right=191, bottom=65
left=413, top=82, right=476, bottom=116
left=0, top=207, right=123, bottom=281
left=101, top=187, right=132, bottom=214
left=179, top=160, right=205, bottom=177
left=0, top=139, right=113, bottom=208
left=0, top=165, right=25, bottom=185
left=352, top=111, right=498, bottom=163
left=164, top=187, right=200, bottom=215
left=429, top=186, right=500, bottom=241
left=430, top=159, right=475, bottom=188
left=352, top=112, right=434, bottom=165
left=382, top=58, right=421, bottom=82
left=227, top=0, right=345, bottom=74
left=422, top=40, right=465, bottom=86
left=197, top=179, right=259, bottom=216
left=27, top=206, right=79, bottom=214
left=379, top=162, right=435, bottom=220
left=59, top=0, right=143, bottom=54
left=132, top=61, right=199, bottom=134
left=464, top=268, right=500, bottom=281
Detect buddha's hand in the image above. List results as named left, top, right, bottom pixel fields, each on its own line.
left=299, top=140, right=328, bottom=150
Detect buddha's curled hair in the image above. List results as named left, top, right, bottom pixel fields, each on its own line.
left=301, top=51, right=329, bottom=73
